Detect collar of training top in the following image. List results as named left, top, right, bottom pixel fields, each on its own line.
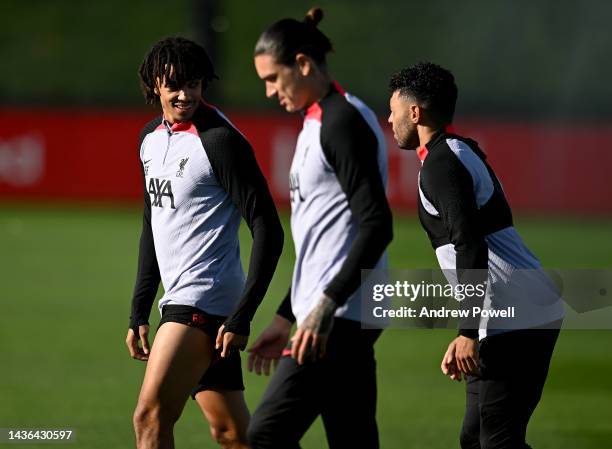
left=416, top=146, right=429, bottom=162
left=303, top=81, right=346, bottom=122
left=419, top=129, right=449, bottom=161
left=159, top=119, right=197, bottom=134
left=416, top=129, right=448, bottom=162
left=420, top=129, right=487, bottom=163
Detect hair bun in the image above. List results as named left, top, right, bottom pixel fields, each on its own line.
left=304, top=7, right=323, bottom=26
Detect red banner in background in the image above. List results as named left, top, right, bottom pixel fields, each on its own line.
left=1, top=109, right=611, bottom=214
left=0, top=110, right=148, bottom=202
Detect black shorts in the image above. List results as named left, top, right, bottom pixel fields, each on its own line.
left=158, top=304, right=244, bottom=397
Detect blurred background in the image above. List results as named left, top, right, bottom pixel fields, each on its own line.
left=1, top=1, right=611, bottom=448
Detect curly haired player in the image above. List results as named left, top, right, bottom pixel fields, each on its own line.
left=388, top=62, right=564, bottom=449
left=126, top=37, right=283, bottom=449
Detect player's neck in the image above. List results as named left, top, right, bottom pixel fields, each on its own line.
left=418, top=125, right=443, bottom=148
left=307, top=72, right=333, bottom=106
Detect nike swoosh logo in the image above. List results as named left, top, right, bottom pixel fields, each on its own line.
left=144, top=159, right=152, bottom=164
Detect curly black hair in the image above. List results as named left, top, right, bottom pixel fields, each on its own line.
left=389, top=62, right=458, bottom=126
left=138, top=37, right=218, bottom=104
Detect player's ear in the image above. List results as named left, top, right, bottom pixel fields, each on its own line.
left=295, top=53, right=312, bottom=77
left=410, top=104, right=421, bottom=124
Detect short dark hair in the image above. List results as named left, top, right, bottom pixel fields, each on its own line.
left=389, top=62, right=458, bottom=125
left=254, top=7, right=333, bottom=66
left=138, top=37, right=218, bottom=104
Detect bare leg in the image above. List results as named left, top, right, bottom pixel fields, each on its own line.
left=195, top=389, right=250, bottom=449
left=133, top=322, right=213, bottom=449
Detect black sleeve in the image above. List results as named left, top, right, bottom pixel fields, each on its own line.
left=129, top=122, right=161, bottom=334
left=276, top=287, right=295, bottom=323
left=319, top=107, right=393, bottom=306
left=421, top=151, right=488, bottom=338
left=204, top=127, right=284, bottom=336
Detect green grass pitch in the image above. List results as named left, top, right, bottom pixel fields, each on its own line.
left=0, top=204, right=611, bottom=448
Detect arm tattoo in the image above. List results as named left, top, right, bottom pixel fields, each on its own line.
left=301, top=294, right=337, bottom=335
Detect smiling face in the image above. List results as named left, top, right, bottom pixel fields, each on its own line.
left=388, top=90, right=420, bottom=150
left=155, top=75, right=202, bottom=123
left=254, top=53, right=311, bottom=112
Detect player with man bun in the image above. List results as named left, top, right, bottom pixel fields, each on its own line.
left=247, top=8, right=393, bottom=449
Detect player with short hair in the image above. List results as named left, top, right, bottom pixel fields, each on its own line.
left=388, top=62, right=564, bottom=449
left=125, top=36, right=283, bottom=449
left=247, top=8, right=393, bottom=449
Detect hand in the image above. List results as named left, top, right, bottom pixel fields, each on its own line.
left=215, top=325, right=249, bottom=358
left=441, top=338, right=462, bottom=381
left=247, top=315, right=292, bottom=375
left=126, top=325, right=150, bottom=361
left=291, top=294, right=337, bottom=365
left=441, top=336, right=479, bottom=381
